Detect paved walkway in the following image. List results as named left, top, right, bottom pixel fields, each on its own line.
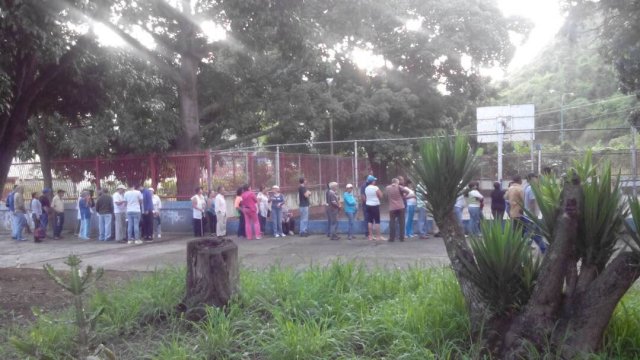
left=0, top=233, right=451, bottom=271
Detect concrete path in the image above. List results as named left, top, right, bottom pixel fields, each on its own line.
left=1, top=233, right=451, bottom=271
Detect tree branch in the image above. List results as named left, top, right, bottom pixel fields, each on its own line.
left=211, top=125, right=284, bottom=150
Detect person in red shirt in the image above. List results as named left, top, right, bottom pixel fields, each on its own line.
left=241, top=184, right=261, bottom=240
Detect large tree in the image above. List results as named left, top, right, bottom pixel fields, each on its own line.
left=0, top=0, right=105, bottom=193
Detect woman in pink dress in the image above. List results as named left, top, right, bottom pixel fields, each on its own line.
left=240, top=184, right=261, bottom=240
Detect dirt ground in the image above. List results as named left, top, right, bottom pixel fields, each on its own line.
left=0, top=267, right=141, bottom=325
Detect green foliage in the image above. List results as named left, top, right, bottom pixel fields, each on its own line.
left=412, top=135, right=478, bottom=223
left=575, top=159, right=626, bottom=270
left=11, top=255, right=111, bottom=359
left=529, top=174, right=563, bottom=242
left=460, top=221, right=541, bottom=315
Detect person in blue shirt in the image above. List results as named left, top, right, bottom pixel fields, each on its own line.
left=269, top=185, right=286, bottom=237
left=141, top=185, right=154, bottom=241
left=343, top=184, right=357, bottom=240
left=6, top=185, right=17, bottom=239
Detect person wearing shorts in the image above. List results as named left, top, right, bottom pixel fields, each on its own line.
left=364, top=175, right=384, bottom=241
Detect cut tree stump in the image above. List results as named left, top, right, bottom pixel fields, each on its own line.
left=177, top=237, right=238, bottom=321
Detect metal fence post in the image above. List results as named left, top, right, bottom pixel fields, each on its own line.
left=354, top=140, right=358, bottom=184
left=276, top=146, right=281, bottom=187
left=318, top=153, right=322, bottom=187
left=245, top=151, right=249, bottom=185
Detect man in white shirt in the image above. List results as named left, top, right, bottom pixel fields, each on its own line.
left=214, top=185, right=227, bottom=237
left=151, top=188, right=162, bottom=238
left=123, top=184, right=143, bottom=244
left=113, top=185, right=127, bottom=243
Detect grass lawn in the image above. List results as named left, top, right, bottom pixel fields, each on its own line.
left=3, top=262, right=640, bottom=359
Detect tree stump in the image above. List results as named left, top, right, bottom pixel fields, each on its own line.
left=177, top=237, right=238, bottom=321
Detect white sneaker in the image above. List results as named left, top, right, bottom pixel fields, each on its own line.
left=158, top=234, right=162, bottom=238
left=128, top=240, right=134, bottom=244
left=135, top=239, right=143, bottom=245
left=275, top=234, right=280, bottom=237
left=281, top=233, right=286, bottom=237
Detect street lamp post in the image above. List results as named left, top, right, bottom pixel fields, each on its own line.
left=560, top=92, right=574, bottom=145
left=327, top=78, right=334, bottom=155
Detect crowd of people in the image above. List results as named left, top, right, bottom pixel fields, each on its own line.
left=5, top=170, right=546, bottom=247
left=6, top=184, right=162, bottom=244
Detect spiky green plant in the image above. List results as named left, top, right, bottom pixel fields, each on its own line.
left=11, top=255, right=113, bottom=360
left=460, top=220, right=541, bottom=315
left=527, top=173, right=563, bottom=242
left=575, top=160, right=626, bottom=271
left=412, top=134, right=478, bottom=223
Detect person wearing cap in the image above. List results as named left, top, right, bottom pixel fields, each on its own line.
left=151, top=188, right=163, bottom=238
left=364, top=175, right=384, bottom=241
left=269, top=185, right=286, bottom=237
left=39, top=188, right=52, bottom=238
left=96, top=189, right=114, bottom=241
left=343, top=183, right=357, bottom=240
left=52, top=189, right=66, bottom=239
left=113, top=185, right=127, bottom=243
left=298, top=177, right=311, bottom=237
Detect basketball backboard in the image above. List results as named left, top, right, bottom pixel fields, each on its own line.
left=476, top=104, right=535, bottom=143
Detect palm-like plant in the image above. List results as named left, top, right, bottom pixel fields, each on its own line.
left=460, top=220, right=541, bottom=315
left=412, top=135, right=478, bottom=225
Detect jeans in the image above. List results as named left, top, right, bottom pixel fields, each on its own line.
left=54, top=212, right=64, bottom=237
left=417, top=207, right=427, bottom=236
left=299, top=206, right=309, bottom=234
left=12, top=213, right=26, bottom=240
left=389, top=208, right=406, bottom=241
left=141, top=211, right=153, bottom=239
left=454, top=206, right=464, bottom=231
left=237, top=211, right=245, bottom=237
left=345, top=211, right=355, bottom=237
left=98, top=213, right=112, bottom=241
left=114, top=212, right=126, bottom=241
left=206, top=211, right=216, bottom=234
left=468, top=206, right=482, bottom=236
left=328, top=207, right=339, bottom=238
left=80, top=218, right=91, bottom=239
left=193, top=218, right=203, bottom=236
left=40, top=212, right=48, bottom=236
left=518, top=216, right=546, bottom=253
left=154, top=215, right=162, bottom=236
left=271, top=207, right=283, bottom=235
left=127, top=211, right=141, bottom=240
left=259, top=214, right=267, bottom=233
left=405, top=205, right=416, bottom=236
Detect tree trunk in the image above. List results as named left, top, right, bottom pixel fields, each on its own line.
left=177, top=238, right=239, bottom=321
left=0, top=109, right=30, bottom=195
left=35, top=118, right=53, bottom=191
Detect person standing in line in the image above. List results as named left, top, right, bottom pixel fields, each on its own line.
left=7, top=185, right=17, bottom=239
left=404, top=179, right=418, bottom=238
left=235, top=187, right=245, bottom=238
left=298, top=177, right=311, bottom=237
left=124, top=184, right=143, bottom=244
left=31, top=192, right=44, bottom=242
left=151, top=188, right=162, bottom=238
left=95, top=189, right=114, bottom=241
left=205, top=189, right=216, bottom=236
left=52, top=189, right=66, bottom=239
left=326, top=182, right=341, bottom=241
left=454, top=194, right=466, bottom=232
left=270, top=185, right=286, bottom=237
left=241, top=184, right=261, bottom=240
left=12, top=185, right=27, bottom=241
left=364, top=175, right=384, bottom=241
left=343, top=183, right=357, bottom=240
left=386, top=178, right=408, bottom=242
left=141, top=185, right=154, bottom=241
left=191, top=187, right=206, bottom=237
left=39, top=188, right=51, bottom=238
left=257, top=185, right=269, bottom=233
left=359, top=175, right=372, bottom=238
left=215, top=185, right=227, bottom=237
left=78, top=191, right=92, bottom=240
left=490, top=181, right=506, bottom=222
left=523, top=173, right=546, bottom=253
left=113, top=185, right=127, bottom=243
left=465, top=182, right=484, bottom=236
left=416, top=185, right=429, bottom=239
left=504, top=175, right=524, bottom=222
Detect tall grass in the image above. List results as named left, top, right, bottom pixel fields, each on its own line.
left=6, top=262, right=640, bottom=359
